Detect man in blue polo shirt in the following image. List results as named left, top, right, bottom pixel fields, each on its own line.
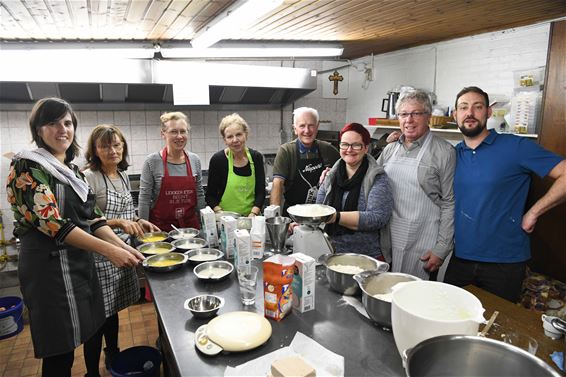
left=444, top=86, right=566, bottom=302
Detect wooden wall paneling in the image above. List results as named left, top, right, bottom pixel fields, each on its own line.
left=528, top=20, right=566, bottom=283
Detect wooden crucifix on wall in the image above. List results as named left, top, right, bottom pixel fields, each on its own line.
left=328, top=70, right=343, bottom=95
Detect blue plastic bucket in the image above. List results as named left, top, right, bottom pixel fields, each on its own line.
left=0, top=296, right=24, bottom=340
left=109, top=346, right=161, bottom=377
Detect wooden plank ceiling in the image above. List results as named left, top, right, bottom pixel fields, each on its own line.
left=1, top=0, right=565, bottom=59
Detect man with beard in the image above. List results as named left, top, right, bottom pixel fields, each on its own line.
left=444, top=86, right=566, bottom=302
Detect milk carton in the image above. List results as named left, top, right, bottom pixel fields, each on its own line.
left=264, top=205, right=280, bottom=220
left=263, top=254, right=295, bottom=321
left=233, top=229, right=252, bottom=272
left=200, top=206, right=218, bottom=247
left=250, top=216, right=266, bottom=259
left=220, top=215, right=237, bottom=259
left=291, top=253, right=315, bottom=313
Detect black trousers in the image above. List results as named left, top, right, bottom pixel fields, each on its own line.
left=444, top=256, right=527, bottom=303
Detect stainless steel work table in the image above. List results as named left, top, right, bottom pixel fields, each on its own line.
left=145, top=260, right=404, bottom=377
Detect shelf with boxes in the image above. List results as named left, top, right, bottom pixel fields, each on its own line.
left=364, top=125, right=537, bottom=140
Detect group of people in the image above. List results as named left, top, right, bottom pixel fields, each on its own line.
left=5, top=85, right=566, bottom=376
left=269, top=89, right=565, bottom=305
left=5, top=99, right=267, bottom=376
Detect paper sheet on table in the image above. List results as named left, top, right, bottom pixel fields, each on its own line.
left=340, top=295, right=369, bottom=319
left=225, top=331, right=344, bottom=377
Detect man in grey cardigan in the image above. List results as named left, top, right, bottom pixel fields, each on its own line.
left=376, top=89, right=455, bottom=280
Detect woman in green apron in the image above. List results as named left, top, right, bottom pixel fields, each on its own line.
left=206, top=113, right=266, bottom=216
left=6, top=98, right=144, bottom=377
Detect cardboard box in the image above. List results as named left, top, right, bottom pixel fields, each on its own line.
left=233, top=229, right=252, bottom=271
left=220, top=216, right=237, bottom=259
left=263, top=255, right=295, bottom=321
left=200, top=206, right=218, bottom=247
left=291, top=253, right=315, bottom=313
left=264, top=205, right=281, bottom=219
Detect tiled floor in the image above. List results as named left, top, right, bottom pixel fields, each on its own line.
left=0, top=299, right=159, bottom=377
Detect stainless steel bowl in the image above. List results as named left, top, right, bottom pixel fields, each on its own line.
left=142, top=252, right=188, bottom=272
left=214, top=211, right=240, bottom=222
left=136, top=241, right=175, bottom=256
left=287, top=204, right=335, bottom=226
left=168, top=227, right=200, bottom=240
left=171, top=237, right=207, bottom=252
left=183, top=295, right=224, bottom=319
left=405, top=335, right=561, bottom=377
left=193, top=261, right=234, bottom=281
left=318, top=253, right=389, bottom=296
left=353, top=271, right=421, bottom=328
left=185, top=248, right=224, bottom=265
left=138, top=231, right=169, bottom=243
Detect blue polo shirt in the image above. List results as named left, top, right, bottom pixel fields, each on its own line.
left=454, top=129, right=563, bottom=263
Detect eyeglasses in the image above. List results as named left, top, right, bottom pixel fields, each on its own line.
left=398, top=111, right=429, bottom=119
left=97, top=142, right=123, bottom=152
left=339, top=142, right=364, bottom=151
left=165, top=129, right=188, bottom=136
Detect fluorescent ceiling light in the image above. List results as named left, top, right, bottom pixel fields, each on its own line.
left=190, top=0, right=284, bottom=49
left=161, top=44, right=343, bottom=58
left=0, top=44, right=154, bottom=60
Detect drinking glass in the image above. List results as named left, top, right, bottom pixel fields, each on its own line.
left=237, top=266, right=258, bottom=306
left=503, top=331, right=538, bottom=355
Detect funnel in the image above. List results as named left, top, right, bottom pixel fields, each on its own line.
left=265, top=216, right=291, bottom=254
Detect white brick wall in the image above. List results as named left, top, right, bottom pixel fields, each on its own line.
left=346, top=23, right=551, bottom=124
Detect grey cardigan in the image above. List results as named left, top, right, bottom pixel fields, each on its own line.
left=317, top=155, right=393, bottom=257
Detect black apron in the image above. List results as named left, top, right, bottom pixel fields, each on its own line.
left=283, top=141, right=324, bottom=215
left=18, top=180, right=105, bottom=358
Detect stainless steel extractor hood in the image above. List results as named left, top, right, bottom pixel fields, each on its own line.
left=0, top=59, right=317, bottom=107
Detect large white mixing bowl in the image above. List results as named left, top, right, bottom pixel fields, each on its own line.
left=391, top=281, right=485, bottom=358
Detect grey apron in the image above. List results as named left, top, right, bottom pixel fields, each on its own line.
left=18, top=180, right=105, bottom=358
left=384, top=132, right=440, bottom=280
left=94, top=172, right=140, bottom=318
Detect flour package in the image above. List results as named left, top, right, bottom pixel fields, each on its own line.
left=233, top=229, right=252, bottom=272
left=291, top=253, right=315, bottom=313
left=200, top=206, right=218, bottom=247
left=263, top=205, right=281, bottom=220
left=250, top=216, right=266, bottom=259
left=220, top=215, right=237, bottom=259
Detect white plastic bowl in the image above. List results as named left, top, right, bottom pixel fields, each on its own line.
left=391, top=281, right=485, bottom=357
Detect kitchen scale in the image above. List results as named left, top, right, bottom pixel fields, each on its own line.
left=195, top=311, right=272, bottom=356
left=287, top=204, right=336, bottom=261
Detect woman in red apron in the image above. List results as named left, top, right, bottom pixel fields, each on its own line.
left=138, top=112, right=205, bottom=232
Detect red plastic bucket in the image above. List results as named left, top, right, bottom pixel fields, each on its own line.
left=0, top=296, right=24, bottom=340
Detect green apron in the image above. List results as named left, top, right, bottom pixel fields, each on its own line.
left=219, top=148, right=256, bottom=216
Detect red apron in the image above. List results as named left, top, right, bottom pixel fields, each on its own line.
left=149, top=148, right=200, bottom=231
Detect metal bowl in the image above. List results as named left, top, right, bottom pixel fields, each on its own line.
left=318, top=253, right=389, bottom=296
left=142, top=252, right=188, bottom=272
left=287, top=204, right=335, bottom=226
left=353, top=271, right=421, bottom=328
left=171, top=237, right=207, bottom=252
left=185, top=248, right=224, bottom=265
left=138, top=231, right=169, bottom=243
left=168, top=227, right=200, bottom=240
left=136, top=241, right=175, bottom=256
left=193, top=261, right=234, bottom=281
left=183, top=295, right=224, bottom=319
left=405, top=335, right=561, bottom=377
left=214, top=211, right=240, bottom=222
